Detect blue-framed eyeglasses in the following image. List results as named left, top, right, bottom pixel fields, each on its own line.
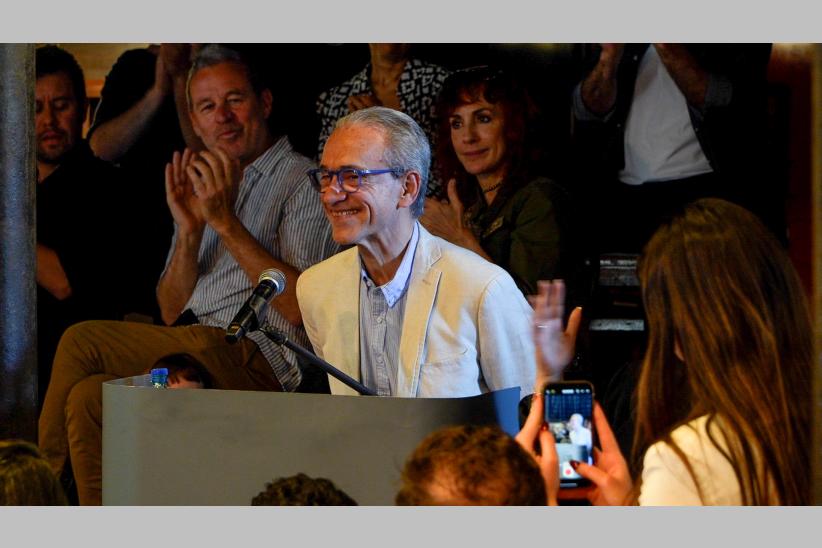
left=307, top=167, right=405, bottom=193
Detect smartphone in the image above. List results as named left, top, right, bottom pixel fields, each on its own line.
left=543, top=381, right=594, bottom=488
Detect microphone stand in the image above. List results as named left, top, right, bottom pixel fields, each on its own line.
left=258, top=325, right=377, bottom=396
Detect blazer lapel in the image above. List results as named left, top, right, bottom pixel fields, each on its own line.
left=396, top=226, right=442, bottom=397
left=325, top=248, right=362, bottom=395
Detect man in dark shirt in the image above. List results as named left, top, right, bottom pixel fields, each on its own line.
left=88, top=44, right=203, bottom=319
left=35, top=46, right=138, bottom=407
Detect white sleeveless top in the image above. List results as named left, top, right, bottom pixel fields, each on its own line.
left=619, top=46, right=713, bottom=186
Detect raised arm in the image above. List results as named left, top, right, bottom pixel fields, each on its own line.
left=208, top=220, right=303, bottom=327
left=185, top=148, right=303, bottom=327
left=90, top=45, right=202, bottom=162
left=161, top=44, right=204, bottom=152
left=653, top=43, right=772, bottom=118
left=578, top=44, right=624, bottom=116
left=156, top=149, right=205, bottom=325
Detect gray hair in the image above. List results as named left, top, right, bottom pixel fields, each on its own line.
left=186, top=44, right=265, bottom=108
left=334, top=106, right=430, bottom=218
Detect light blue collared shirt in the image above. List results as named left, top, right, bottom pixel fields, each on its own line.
left=358, top=222, right=420, bottom=396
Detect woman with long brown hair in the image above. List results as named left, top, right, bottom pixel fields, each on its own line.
left=521, top=198, right=813, bottom=505
left=420, top=66, right=582, bottom=301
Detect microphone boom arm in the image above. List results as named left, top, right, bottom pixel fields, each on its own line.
left=259, top=325, right=377, bottom=396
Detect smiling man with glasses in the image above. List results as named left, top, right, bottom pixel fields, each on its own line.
left=297, top=106, right=539, bottom=399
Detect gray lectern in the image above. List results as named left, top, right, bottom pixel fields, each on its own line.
left=102, top=376, right=520, bottom=505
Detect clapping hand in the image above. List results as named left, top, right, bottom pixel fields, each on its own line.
left=165, top=148, right=205, bottom=234
left=421, top=179, right=466, bottom=239
left=185, top=147, right=241, bottom=232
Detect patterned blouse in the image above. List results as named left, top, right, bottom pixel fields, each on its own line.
left=316, top=58, right=451, bottom=196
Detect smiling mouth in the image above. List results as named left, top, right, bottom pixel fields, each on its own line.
left=218, top=129, right=241, bottom=140
left=328, top=208, right=359, bottom=218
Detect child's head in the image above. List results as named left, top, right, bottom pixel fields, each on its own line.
left=148, top=353, right=213, bottom=389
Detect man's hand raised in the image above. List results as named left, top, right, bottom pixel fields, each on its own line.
left=531, top=279, right=582, bottom=387
left=160, top=43, right=192, bottom=79
left=165, top=148, right=205, bottom=235
left=580, top=43, right=625, bottom=116
left=185, top=147, right=242, bottom=233
left=597, top=43, right=624, bottom=73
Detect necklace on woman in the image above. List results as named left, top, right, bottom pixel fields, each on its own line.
left=482, top=180, right=504, bottom=194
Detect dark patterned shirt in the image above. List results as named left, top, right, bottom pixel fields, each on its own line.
left=316, top=59, right=451, bottom=196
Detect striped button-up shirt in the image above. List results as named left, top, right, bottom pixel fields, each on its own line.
left=358, top=223, right=419, bottom=396
left=162, top=136, right=339, bottom=390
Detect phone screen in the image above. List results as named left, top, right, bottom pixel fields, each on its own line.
left=544, top=382, right=594, bottom=487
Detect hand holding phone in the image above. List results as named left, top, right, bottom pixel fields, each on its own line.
left=569, top=402, right=634, bottom=505
left=543, top=381, right=595, bottom=488
left=514, top=391, right=559, bottom=505
left=518, top=385, right=635, bottom=504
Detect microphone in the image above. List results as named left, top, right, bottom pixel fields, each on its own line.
left=225, top=268, right=287, bottom=344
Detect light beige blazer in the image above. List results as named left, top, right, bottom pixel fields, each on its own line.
left=296, top=224, right=535, bottom=398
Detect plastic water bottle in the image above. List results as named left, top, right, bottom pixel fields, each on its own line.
left=150, top=367, right=169, bottom=389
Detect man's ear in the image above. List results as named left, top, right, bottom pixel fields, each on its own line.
left=261, top=89, right=273, bottom=120
left=398, top=171, right=421, bottom=209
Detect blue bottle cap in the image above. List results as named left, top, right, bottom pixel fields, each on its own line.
left=151, top=367, right=169, bottom=386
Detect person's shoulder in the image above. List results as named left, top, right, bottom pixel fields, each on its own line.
left=264, top=138, right=315, bottom=180
left=117, top=47, right=156, bottom=62
left=516, top=176, right=568, bottom=198
left=299, top=247, right=356, bottom=286
left=65, top=140, right=121, bottom=180
left=319, top=66, right=368, bottom=104
left=648, top=415, right=731, bottom=467
left=42, top=143, right=130, bottom=210
left=508, top=176, right=574, bottom=216
left=277, top=137, right=316, bottom=168
left=109, top=47, right=157, bottom=74
left=408, top=58, right=451, bottom=83
left=421, top=229, right=512, bottom=284
left=409, top=58, right=450, bottom=73
left=670, top=415, right=721, bottom=447
left=86, top=152, right=123, bottom=180
left=642, top=415, right=742, bottom=505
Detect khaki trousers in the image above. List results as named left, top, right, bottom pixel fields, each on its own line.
left=38, top=320, right=282, bottom=505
